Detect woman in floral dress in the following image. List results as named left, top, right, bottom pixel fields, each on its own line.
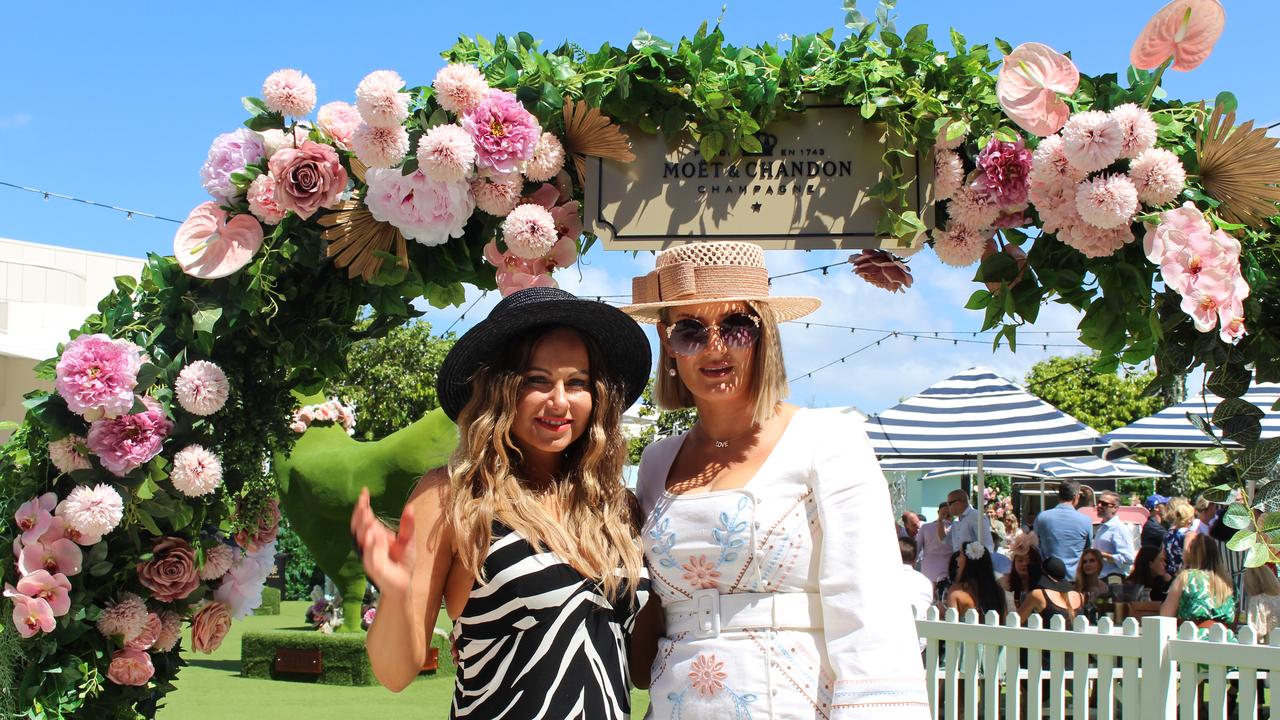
left=624, top=242, right=928, bottom=719
left=1160, top=534, right=1237, bottom=641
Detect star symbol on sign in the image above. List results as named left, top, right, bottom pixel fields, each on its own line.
left=750, top=202, right=762, bottom=212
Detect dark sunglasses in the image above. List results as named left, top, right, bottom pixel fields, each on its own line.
left=1097, top=501, right=1118, bottom=508
left=664, top=312, right=761, bottom=357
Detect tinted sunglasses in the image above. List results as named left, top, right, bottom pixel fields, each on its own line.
left=664, top=312, right=761, bottom=356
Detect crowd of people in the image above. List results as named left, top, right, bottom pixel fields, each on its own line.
left=896, top=480, right=1280, bottom=644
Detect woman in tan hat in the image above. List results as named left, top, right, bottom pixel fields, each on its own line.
left=624, top=242, right=928, bottom=718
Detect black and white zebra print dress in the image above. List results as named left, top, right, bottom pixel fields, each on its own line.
left=450, top=523, right=645, bottom=719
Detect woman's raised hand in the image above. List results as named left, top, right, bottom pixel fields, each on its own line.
left=350, top=487, right=418, bottom=598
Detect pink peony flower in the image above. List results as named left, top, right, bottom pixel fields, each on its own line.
left=1060, top=111, right=1123, bottom=174
left=262, top=69, right=316, bottom=117
left=316, top=102, right=362, bottom=150
left=996, top=43, right=1080, bottom=137
left=107, top=648, right=155, bottom=686
left=15, top=494, right=55, bottom=545
left=975, top=138, right=1033, bottom=208
left=524, top=133, right=566, bottom=182
left=247, top=174, right=288, bottom=225
left=471, top=172, right=524, bottom=216
left=191, top=601, right=233, bottom=653
left=1075, top=174, right=1139, bottom=229
left=462, top=90, right=541, bottom=174
left=258, top=126, right=310, bottom=159
left=153, top=611, right=183, bottom=652
left=1128, top=147, right=1186, bottom=206
left=1029, top=135, right=1087, bottom=189
left=48, top=435, right=91, bottom=474
left=55, top=333, right=143, bottom=420
left=127, top=612, right=163, bottom=651
left=364, top=168, right=474, bottom=246
left=417, top=124, right=476, bottom=182
left=97, top=592, right=149, bottom=642
left=948, top=184, right=1001, bottom=230
left=932, top=225, right=992, bottom=267
left=1061, top=222, right=1135, bottom=258
left=1131, top=0, right=1225, bottom=72
left=433, top=64, right=490, bottom=116
left=16, top=569, right=71, bottom=616
left=850, top=249, right=914, bottom=293
left=355, top=70, right=409, bottom=128
left=934, top=120, right=967, bottom=150
left=5, top=592, right=54, bottom=638
left=200, top=129, right=266, bottom=200
left=175, top=360, right=229, bottom=416
left=19, top=536, right=82, bottom=577
left=502, top=204, right=558, bottom=259
left=934, top=151, right=964, bottom=201
left=199, top=543, right=235, bottom=581
left=170, top=445, right=223, bottom=497
left=269, top=141, right=349, bottom=220
left=87, top=396, right=172, bottom=477
left=351, top=123, right=410, bottom=169
left=215, top=542, right=276, bottom=618
left=1110, top=104, right=1158, bottom=159
left=173, top=202, right=265, bottom=280
left=58, top=484, right=124, bottom=538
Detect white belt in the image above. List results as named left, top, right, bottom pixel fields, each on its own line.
left=664, top=589, right=823, bottom=639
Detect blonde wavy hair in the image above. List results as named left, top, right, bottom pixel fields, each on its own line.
left=447, top=326, right=643, bottom=602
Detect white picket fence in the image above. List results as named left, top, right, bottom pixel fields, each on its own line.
left=917, top=607, right=1280, bottom=720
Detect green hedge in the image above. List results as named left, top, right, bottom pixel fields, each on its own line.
left=241, top=628, right=456, bottom=687
left=253, top=586, right=282, bottom=616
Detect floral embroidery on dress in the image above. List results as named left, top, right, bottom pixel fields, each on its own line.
left=667, top=652, right=758, bottom=719
left=689, top=654, right=728, bottom=696
left=681, top=555, right=721, bottom=589
left=712, top=495, right=752, bottom=564
left=649, top=515, right=681, bottom=570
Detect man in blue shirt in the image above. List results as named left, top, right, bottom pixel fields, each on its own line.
left=1092, top=491, right=1137, bottom=578
left=1033, top=480, right=1093, bottom=580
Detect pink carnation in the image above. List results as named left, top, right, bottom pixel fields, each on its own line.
left=170, top=445, right=223, bottom=497
left=97, top=592, right=149, bottom=643
left=262, top=69, right=316, bottom=117
left=1060, top=111, right=1123, bottom=173
left=1030, top=178, right=1081, bottom=234
left=462, top=90, right=541, bottom=174
left=417, top=124, right=476, bottom=182
left=1075, top=174, right=1138, bottom=229
left=316, top=101, right=362, bottom=149
left=200, top=543, right=235, bottom=581
left=365, top=168, right=474, bottom=246
left=107, top=648, right=155, bottom=686
left=1128, top=147, right=1186, bottom=206
left=1110, top=103, right=1158, bottom=159
left=247, top=174, right=287, bottom=225
left=355, top=70, right=409, bottom=128
left=948, top=185, right=1001, bottom=230
left=524, top=133, right=566, bottom=182
left=975, top=138, right=1033, bottom=208
left=351, top=123, right=410, bottom=169
left=934, top=151, right=964, bottom=201
left=153, top=611, right=183, bottom=652
left=932, top=225, right=992, bottom=267
left=1061, top=221, right=1134, bottom=258
left=471, top=173, right=524, bottom=216
left=87, top=396, right=172, bottom=477
left=55, top=333, right=143, bottom=420
left=433, top=64, right=490, bottom=116
left=175, top=360, right=229, bottom=416
left=1029, top=135, right=1087, bottom=190
left=502, top=204, right=558, bottom=259
left=59, top=484, right=124, bottom=538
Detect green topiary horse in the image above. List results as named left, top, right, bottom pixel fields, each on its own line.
left=273, top=393, right=458, bottom=631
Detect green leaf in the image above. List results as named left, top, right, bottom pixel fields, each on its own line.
left=192, top=307, right=222, bottom=337
left=1237, top=437, right=1280, bottom=486
left=1253, top=482, right=1280, bottom=512
left=134, top=507, right=163, bottom=537
left=1195, top=447, right=1229, bottom=466
left=368, top=251, right=408, bottom=287
left=699, top=131, right=724, bottom=160
left=1245, top=541, right=1274, bottom=569
left=1228, top=528, right=1257, bottom=552
left=1213, top=397, right=1264, bottom=446
left=860, top=101, right=876, bottom=119
left=993, top=127, right=1019, bottom=143
left=880, top=30, right=902, bottom=48
left=944, top=120, right=969, bottom=142
left=241, top=96, right=269, bottom=116
left=994, top=37, right=1013, bottom=56
left=1223, top=502, right=1252, bottom=530
left=905, top=24, right=929, bottom=47
left=1185, top=411, right=1218, bottom=442
left=1200, top=483, right=1235, bottom=504
left=964, top=290, right=992, bottom=310
left=1207, top=363, right=1251, bottom=399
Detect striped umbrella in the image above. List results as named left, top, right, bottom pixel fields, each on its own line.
left=1102, top=382, right=1280, bottom=456
left=885, top=455, right=1166, bottom=480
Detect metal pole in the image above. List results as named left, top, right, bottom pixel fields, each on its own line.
left=976, top=453, right=986, bottom=546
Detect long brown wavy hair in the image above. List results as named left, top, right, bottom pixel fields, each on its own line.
left=447, top=325, right=643, bottom=602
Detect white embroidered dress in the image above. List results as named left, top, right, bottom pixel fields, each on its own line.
left=637, top=409, right=928, bottom=719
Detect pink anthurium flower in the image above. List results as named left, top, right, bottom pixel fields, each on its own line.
left=997, top=43, right=1081, bottom=137
left=3, top=589, right=56, bottom=637
left=16, top=569, right=72, bottom=616
left=1131, top=0, right=1226, bottom=72
left=173, top=202, right=265, bottom=279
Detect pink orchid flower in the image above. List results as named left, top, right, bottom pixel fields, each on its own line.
left=4, top=589, right=56, bottom=637
left=52, top=501, right=103, bottom=546
left=20, top=537, right=83, bottom=577
left=523, top=183, right=561, bottom=210
left=997, top=42, right=1080, bottom=137
left=1179, top=267, right=1233, bottom=332
left=1218, top=302, right=1246, bottom=343
left=16, top=569, right=72, bottom=616
left=1131, top=0, right=1226, bottom=72
left=483, top=240, right=560, bottom=297
left=15, top=495, right=55, bottom=545
left=1144, top=201, right=1210, bottom=263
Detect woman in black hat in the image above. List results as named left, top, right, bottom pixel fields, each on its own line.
left=350, top=287, right=651, bottom=719
left=1017, top=556, right=1085, bottom=625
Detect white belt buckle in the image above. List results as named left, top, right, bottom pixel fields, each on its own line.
left=691, top=588, right=720, bottom=639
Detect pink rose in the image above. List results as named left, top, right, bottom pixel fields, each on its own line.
left=107, top=648, right=155, bottom=686
left=191, top=601, right=233, bottom=653
left=268, top=141, right=348, bottom=220
left=137, top=536, right=200, bottom=602
left=850, top=250, right=914, bottom=293
left=128, top=612, right=163, bottom=650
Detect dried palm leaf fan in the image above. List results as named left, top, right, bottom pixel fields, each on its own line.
left=1197, top=102, right=1280, bottom=226
left=317, top=194, right=408, bottom=281
left=562, top=100, right=636, bottom=180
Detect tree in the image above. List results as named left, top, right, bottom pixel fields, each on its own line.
left=627, top=381, right=698, bottom=465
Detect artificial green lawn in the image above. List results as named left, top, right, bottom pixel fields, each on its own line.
left=161, top=600, right=650, bottom=718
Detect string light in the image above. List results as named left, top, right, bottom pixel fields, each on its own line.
left=442, top=291, right=489, bottom=335
left=0, top=180, right=184, bottom=223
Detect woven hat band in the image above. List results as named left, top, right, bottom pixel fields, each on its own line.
left=632, top=261, right=770, bottom=304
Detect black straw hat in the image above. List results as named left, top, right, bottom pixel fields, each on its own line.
left=1038, top=557, right=1073, bottom=593
left=436, top=287, right=652, bottom=421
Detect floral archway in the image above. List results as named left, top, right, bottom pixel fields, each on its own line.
left=3, top=0, right=1278, bottom=715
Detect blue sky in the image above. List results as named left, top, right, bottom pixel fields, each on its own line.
left=2, top=1, right=1273, bottom=414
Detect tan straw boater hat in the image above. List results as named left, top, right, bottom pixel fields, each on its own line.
left=621, top=241, right=821, bottom=323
